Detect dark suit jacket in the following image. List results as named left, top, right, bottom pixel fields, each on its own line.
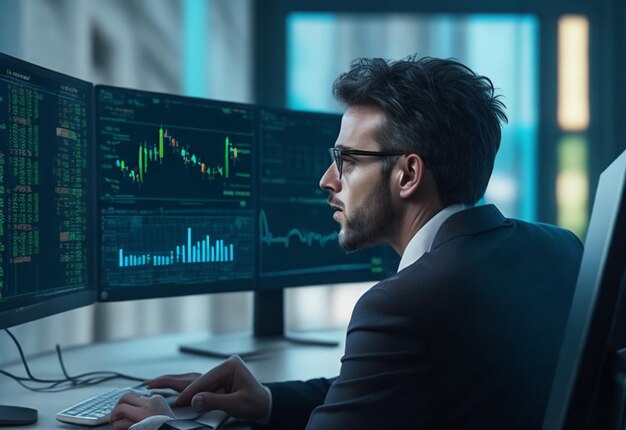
left=265, top=205, right=583, bottom=430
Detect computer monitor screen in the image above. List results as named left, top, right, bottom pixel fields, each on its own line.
left=0, top=53, right=94, bottom=329
left=542, top=149, right=626, bottom=429
left=258, top=108, right=394, bottom=289
left=95, top=86, right=256, bottom=301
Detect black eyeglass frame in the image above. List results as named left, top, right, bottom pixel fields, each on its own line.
left=328, top=147, right=408, bottom=179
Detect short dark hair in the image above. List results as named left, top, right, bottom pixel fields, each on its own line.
left=333, top=56, right=508, bottom=206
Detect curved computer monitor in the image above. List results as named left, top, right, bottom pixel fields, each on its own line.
left=0, top=52, right=94, bottom=426
left=257, top=107, right=397, bottom=290
left=0, top=52, right=95, bottom=331
left=95, top=85, right=256, bottom=301
left=542, top=148, right=626, bottom=429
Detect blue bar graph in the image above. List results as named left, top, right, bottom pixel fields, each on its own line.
left=117, top=227, right=236, bottom=268
left=187, top=228, right=192, bottom=263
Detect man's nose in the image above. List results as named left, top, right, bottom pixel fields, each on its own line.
left=319, top=163, right=341, bottom=193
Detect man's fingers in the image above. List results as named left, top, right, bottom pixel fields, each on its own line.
left=190, top=391, right=240, bottom=414
left=117, top=393, right=145, bottom=407
left=145, top=377, right=189, bottom=392
left=167, top=357, right=267, bottom=420
left=190, top=391, right=265, bottom=419
left=110, top=403, right=145, bottom=424
left=145, top=373, right=199, bottom=391
left=110, top=417, right=134, bottom=430
left=174, top=363, right=232, bottom=406
left=144, top=377, right=176, bottom=388
left=109, top=394, right=175, bottom=430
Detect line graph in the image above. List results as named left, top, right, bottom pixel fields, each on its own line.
left=259, top=209, right=338, bottom=248
left=257, top=108, right=389, bottom=286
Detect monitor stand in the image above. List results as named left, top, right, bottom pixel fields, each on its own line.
left=0, top=405, right=37, bottom=426
left=179, top=290, right=339, bottom=359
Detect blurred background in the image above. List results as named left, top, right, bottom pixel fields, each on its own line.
left=0, top=0, right=624, bottom=363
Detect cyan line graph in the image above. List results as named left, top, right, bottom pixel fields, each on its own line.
left=259, top=209, right=338, bottom=248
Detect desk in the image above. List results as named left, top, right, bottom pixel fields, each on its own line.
left=0, top=331, right=344, bottom=429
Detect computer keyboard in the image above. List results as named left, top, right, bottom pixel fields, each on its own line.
left=56, top=386, right=149, bottom=426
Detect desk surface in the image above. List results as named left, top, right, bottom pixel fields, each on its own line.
left=0, top=331, right=344, bottom=429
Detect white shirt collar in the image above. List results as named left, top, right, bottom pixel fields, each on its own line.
left=397, top=204, right=466, bottom=272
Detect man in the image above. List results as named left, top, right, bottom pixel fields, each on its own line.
left=111, top=56, right=583, bottom=430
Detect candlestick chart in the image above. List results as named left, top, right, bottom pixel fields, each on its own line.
left=109, top=126, right=250, bottom=187
left=97, top=88, right=254, bottom=205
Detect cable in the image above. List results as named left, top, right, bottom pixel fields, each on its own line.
left=3, top=328, right=62, bottom=383
left=1, top=328, right=146, bottom=393
left=56, top=344, right=78, bottom=384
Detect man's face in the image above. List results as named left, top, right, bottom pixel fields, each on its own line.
left=319, top=106, right=396, bottom=251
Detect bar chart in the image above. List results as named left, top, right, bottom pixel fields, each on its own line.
left=118, top=227, right=235, bottom=267
left=100, top=211, right=254, bottom=288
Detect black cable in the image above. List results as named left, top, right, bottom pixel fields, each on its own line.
left=55, top=344, right=78, bottom=384
left=0, top=369, right=77, bottom=392
left=3, top=328, right=64, bottom=383
left=53, top=339, right=145, bottom=384
left=1, top=329, right=146, bottom=393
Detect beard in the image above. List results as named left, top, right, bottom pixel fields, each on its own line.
left=337, top=176, right=395, bottom=251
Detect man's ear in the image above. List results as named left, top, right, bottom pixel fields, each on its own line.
left=397, top=154, right=426, bottom=199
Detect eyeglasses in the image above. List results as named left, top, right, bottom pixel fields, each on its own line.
left=328, top=147, right=408, bottom=179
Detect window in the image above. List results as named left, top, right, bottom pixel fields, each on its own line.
left=287, top=13, right=539, bottom=221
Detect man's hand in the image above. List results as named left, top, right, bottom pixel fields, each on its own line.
left=173, top=355, right=270, bottom=420
left=110, top=393, right=175, bottom=430
left=144, top=372, right=202, bottom=393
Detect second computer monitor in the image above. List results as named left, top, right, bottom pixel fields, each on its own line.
left=95, top=86, right=256, bottom=301
left=258, top=108, right=392, bottom=289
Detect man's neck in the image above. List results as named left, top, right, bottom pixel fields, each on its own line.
left=395, top=203, right=468, bottom=272
left=390, top=200, right=443, bottom=256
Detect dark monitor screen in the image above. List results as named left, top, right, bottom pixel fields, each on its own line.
left=258, top=108, right=395, bottom=289
left=95, top=86, right=256, bottom=301
left=0, top=53, right=94, bottom=329
left=542, top=149, right=626, bottom=429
